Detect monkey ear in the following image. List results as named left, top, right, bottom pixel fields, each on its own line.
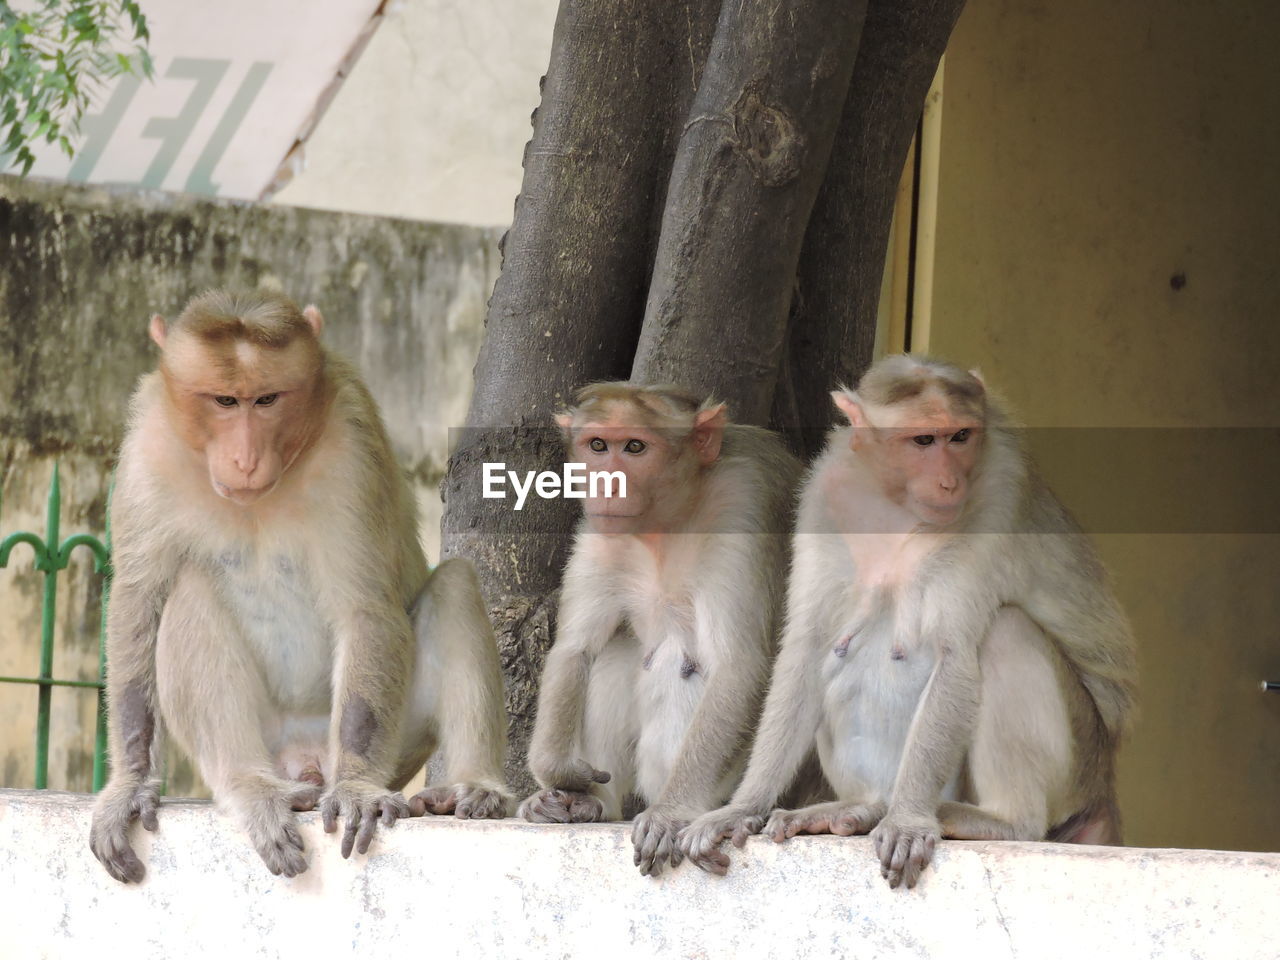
left=303, top=305, right=324, bottom=337
left=968, top=367, right=986, bottom=389
left=554, top=411, right=574, bottom=441
left=148, top=314, right=167, bottom=348
left=692, top=403, right=727, bottom=465
left=830, top=389, right=868, bottom=428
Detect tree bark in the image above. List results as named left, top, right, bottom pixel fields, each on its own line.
left=631, top=0, right=869, bottom=425
left=782, top=0, right=969, bottom=458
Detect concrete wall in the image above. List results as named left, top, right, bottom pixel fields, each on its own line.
left=932, top=0, right=1280, bottom=851
left=272, top=0, right=559, bottom=225
left=0, top=174, right=499, bottom=796
left=5, top=789, right=1278, bottom=959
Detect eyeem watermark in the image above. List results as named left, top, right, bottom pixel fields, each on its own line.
left=483, top=463, right=626, bottom=510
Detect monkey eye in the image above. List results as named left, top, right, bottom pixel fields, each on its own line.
left=912, top=435, right=935, bottom=446
left=623, top=439, right=647, bottom=454
left=213, top=396, right=238, bottom=408
left=255, top=394, right=279, bottom=407
left=589, top=438, right=607, bottom=453
left=950, top=428, right=971, bottom=443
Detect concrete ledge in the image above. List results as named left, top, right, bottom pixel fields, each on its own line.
left=3, top=789, right=1276, bottom=959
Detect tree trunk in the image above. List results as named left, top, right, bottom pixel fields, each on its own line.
left=782, top=0, right=969, bottom=458
left=441, top=0, right=967, bottom=795
left=630, top=0, right=868, bottom=422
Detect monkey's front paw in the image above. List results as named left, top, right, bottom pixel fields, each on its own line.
left=517, top=788, right=605, bottom=824
left=89, top=777, right=161, bottom=883
left=409, top=782, right=511, bottom=820
left=676, top=806, right=765, bottom=876
left=320, top=780, right=409, bottom=858
left=529, top=756, right=612, bottom=794
left=631, top=804, right=691, bottom=877
left=870, top=811, right=940, bottom=889
left=765, top=800, right=886, bottom=842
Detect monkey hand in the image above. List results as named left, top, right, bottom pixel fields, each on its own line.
left=870, top=809, right=940, bottom=889
left=676, top=804, right=766, bottom=876
left=631, top=803, right=694, bottom=877
left=529, top=755, right=612, bottom=794
left=89, top=775, right=161, bottom=883
left=517, top=788, right=605, bottom=824
left=320, top=778, right=410, bottom=859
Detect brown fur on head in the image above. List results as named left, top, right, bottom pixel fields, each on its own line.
left=152, top=289, right=333, bottom=505
left=831, top=354, right=989, bottom=528
left=555, top=381, right=727, bottom=533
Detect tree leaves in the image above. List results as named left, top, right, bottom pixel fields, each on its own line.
left=0, top=1, right=153, bottom=175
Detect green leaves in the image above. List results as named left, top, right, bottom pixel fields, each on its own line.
left=0, top=1, right=153, bottom=175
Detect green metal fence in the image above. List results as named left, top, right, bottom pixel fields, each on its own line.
left=0, top=464, right=111, bottom=791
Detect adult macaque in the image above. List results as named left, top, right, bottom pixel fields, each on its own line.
left=679, top=355, right=1136, bottom=888
left=90, top=289, right=511, bottom=882
left=518, top=383, right=804, bottom=876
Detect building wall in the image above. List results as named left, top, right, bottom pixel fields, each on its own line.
left=931, top=0, right=1280, bottom=850
left=272, top=0, right=559, bottom=226
left=0, top=175, right=499, bottom=796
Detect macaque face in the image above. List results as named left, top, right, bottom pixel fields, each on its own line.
left=564, top=412, right=679, bottom=533
left=161, top=332, right=325, bottom=505
left=870, top=396, right=983, bottom=527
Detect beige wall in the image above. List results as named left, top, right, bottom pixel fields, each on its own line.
left=931, top=0, right=1280, bottom=850
left=273, top=0, right=559, bottom=226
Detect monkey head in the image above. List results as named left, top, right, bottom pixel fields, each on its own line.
left=555, top=383, right=726, bottom=534
left=832, top=356, right=987, bottom=528
left=151, top=291, right=331, bottom=506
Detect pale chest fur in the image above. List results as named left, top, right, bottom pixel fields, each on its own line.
left=810, top=530, right=958, bottom=801
left=212, top=541, right=334, bottom=711
left=611, top=535, right=707, bottom=663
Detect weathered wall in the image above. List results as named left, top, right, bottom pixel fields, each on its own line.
left=932, top=0, right=1280, bottom=851
left=5, top=789, right=1278, bottom=960
left=0, top=174, right=500, bottom=796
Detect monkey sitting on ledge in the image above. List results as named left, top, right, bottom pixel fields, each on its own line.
left=90, top=289, right=511, bottom=882
left=680, top=354, right=1137, bottom=888
left=519, top=383, right=807, bottom=876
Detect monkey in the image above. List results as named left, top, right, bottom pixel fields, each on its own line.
left=517, top=383, right=806, bottom=876
left=89, top=289, right=512, bottom=883
left=679, top=354, right=1137, bottom=888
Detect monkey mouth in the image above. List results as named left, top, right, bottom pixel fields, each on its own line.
left=212, top=478, right=277, bottom=505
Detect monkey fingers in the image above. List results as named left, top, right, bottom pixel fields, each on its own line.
left=766, top=801, right=886, bottom=842
left=870, top=813, right=939, bottom=889
left=408, top=783, right=509, bottom=819
left=631, top=806, right=689, bottom=877
left=89, top=777, right=161, bottom=883
left=677, top=807, right=763, bottom=875
left=517, top=788, right=605, bottom=824
left=321, top=783, right=409, bottom=858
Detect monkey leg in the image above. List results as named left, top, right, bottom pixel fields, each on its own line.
left=155, top=567, right=316, bottom=877
left=947, top=606, right=1076, bottom=842
left=764, top=799, right=888, bottom=842
left=402, top=559, right=513, bottom=820
left=520, top=635, right=639, bottom=824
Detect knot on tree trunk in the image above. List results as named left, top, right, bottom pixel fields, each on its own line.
left=731, top=79, right=805, bottom=187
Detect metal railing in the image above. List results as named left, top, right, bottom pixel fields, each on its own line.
left=0, top=464, right=111, bottom=790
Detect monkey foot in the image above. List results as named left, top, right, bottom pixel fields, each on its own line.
left=765, top=800, right=886, bottom=842
left=517, top=788, right=605, bottom=824
left=409, top=783, right=511, bottom=819
left=870, top=811, right=940, bottom=889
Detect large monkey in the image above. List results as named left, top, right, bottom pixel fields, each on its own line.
left=90, top=289, right=511, bottom=882
left=518, top=383, right=805, bottom=876
left=680, top=355, right=1137, bottom=888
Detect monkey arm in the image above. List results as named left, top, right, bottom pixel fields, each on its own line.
left=526, top=563, right=623, bottom=791
left=89, top=492, right=172, bottom=883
